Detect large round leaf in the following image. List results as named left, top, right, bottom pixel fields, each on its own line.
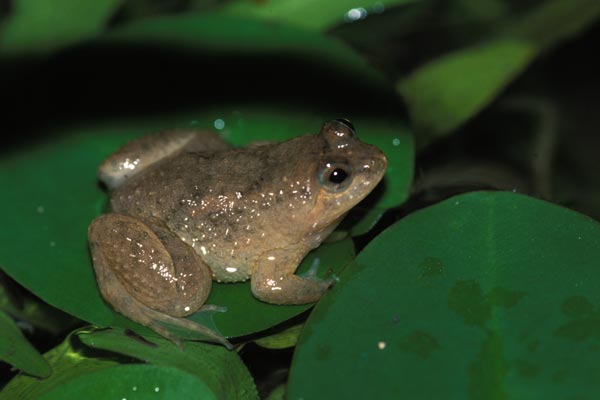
left=288, top=191, right=600, bottom=399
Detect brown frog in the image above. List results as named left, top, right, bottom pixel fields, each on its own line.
left=88, top=119, right=387, bottom=348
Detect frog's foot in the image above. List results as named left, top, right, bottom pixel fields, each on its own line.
left=251, top=249, right=335, bottom=305
left=88, top=213, right=230, bottom=349
left=147, top=309, right=232, bottom=350
left=300, top=258, right=338, bottom=285
left=199, top=304, right=228, bottom=314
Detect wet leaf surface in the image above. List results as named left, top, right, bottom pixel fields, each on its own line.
left=289, top=191, right=600, bottom=399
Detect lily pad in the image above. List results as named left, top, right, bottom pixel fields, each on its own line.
left=288, top=191, right=600, bottom=399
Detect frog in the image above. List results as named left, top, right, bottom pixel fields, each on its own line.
left=88, top=119, right=387, bottom=348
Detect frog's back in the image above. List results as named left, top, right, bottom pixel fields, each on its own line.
left=109, top=147, right=268, bottom=221
left=111, top=135, right=324, bottom=281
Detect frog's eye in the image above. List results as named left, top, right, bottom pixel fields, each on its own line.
left=321, top=119, right=356, bottom=144
left=318, top=162, right=353, bottom=192
left=334, top=118, right=355, bottom=135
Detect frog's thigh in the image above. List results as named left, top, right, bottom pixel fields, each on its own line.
left=250, top=249, right=331, bottom=305
left=88, top=214, right=212, bottom=318
left=99, top=129, right=230, bottom=189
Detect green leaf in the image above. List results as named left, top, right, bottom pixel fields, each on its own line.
left=397, top=0, right=600, bottom=145
left=0, top=0, right=123, bottom=57
left=39, top=365, right=215, bottom=400
left=0, top=310, right=50, bottom=378
left=254, top=324, right=303, bottom=350
left=100, top=13, right=392, bottom=93
left=216, top=0, right=414, bottom=31
left=265, top=384, right=286, bottom=400
left=398, top=39, right=534, bottom=143
left=289, top=191, right=600, bottom=398
left=0, top=332, right=121, bottom=400
left=77, top=328, right=258, bottom=399
left=0, top=277, right=80, bottom=335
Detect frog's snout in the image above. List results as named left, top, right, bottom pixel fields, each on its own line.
left=376, top=148, right=388, bottom=171
left=362, top=144, right=388, bottom=177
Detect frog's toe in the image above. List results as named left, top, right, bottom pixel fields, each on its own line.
left=300, top=258, right=338, bottom=286
left=199, top=304, right=228, bottom=314
left=148, top=310, right=233, bottom=350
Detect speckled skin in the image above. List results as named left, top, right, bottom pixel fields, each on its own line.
left=88, top=120, right=387, bottom=347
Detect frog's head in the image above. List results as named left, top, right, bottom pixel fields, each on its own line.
left=306, top=119, right=387, bottom=232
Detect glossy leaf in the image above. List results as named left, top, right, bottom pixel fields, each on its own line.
left=217, top=0, right=413, bottom=31
left=100, top=13, right=392, bottom=94
left=0, top=0, right=122, bottom=57
left=398, top=39, right=534, bottom=144
left=254, top=324, right=303, bottom=350
left=0, top=310, right=50, bottom=378
left=0, top=279, right=79, bottom=335
left=0, top=333, right=121, bottom=400
left=39, top=365, right=214, bottom=400
left=398, top=0, right=600, bottom=144
left=78, top=328, right=258, bottom=399
left=265, top=384, right=286, bottom=400
left=289, top=191, right=600, bottom=399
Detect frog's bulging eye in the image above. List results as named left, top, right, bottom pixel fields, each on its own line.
left=329, top=168, right=348, bottom=184
left=319, top=162, right=353, bottom=192
left=334, top=118, right=355, bottom=134
left=321, top=119, right=356, bottom=143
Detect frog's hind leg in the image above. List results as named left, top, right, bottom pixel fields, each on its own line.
left=88, top=213, right=231, bottom=349
left=99, top=129, right=231, bottom=189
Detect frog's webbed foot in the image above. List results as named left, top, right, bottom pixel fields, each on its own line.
left=148, top=310, right=232, bottom=350
left=251, top=249, right=334, bottom=305
left=301, top=258, right=338, bottom=283
left=99, top=129, right=231, bottom=189
left=88, top=213, right=231, bottom=349
left=199, top=304, right=228, bottom=313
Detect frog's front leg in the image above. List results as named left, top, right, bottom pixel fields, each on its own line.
left=88, top=214, right=230, bottom=348
left=251, top=248, right=333, bottom=305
